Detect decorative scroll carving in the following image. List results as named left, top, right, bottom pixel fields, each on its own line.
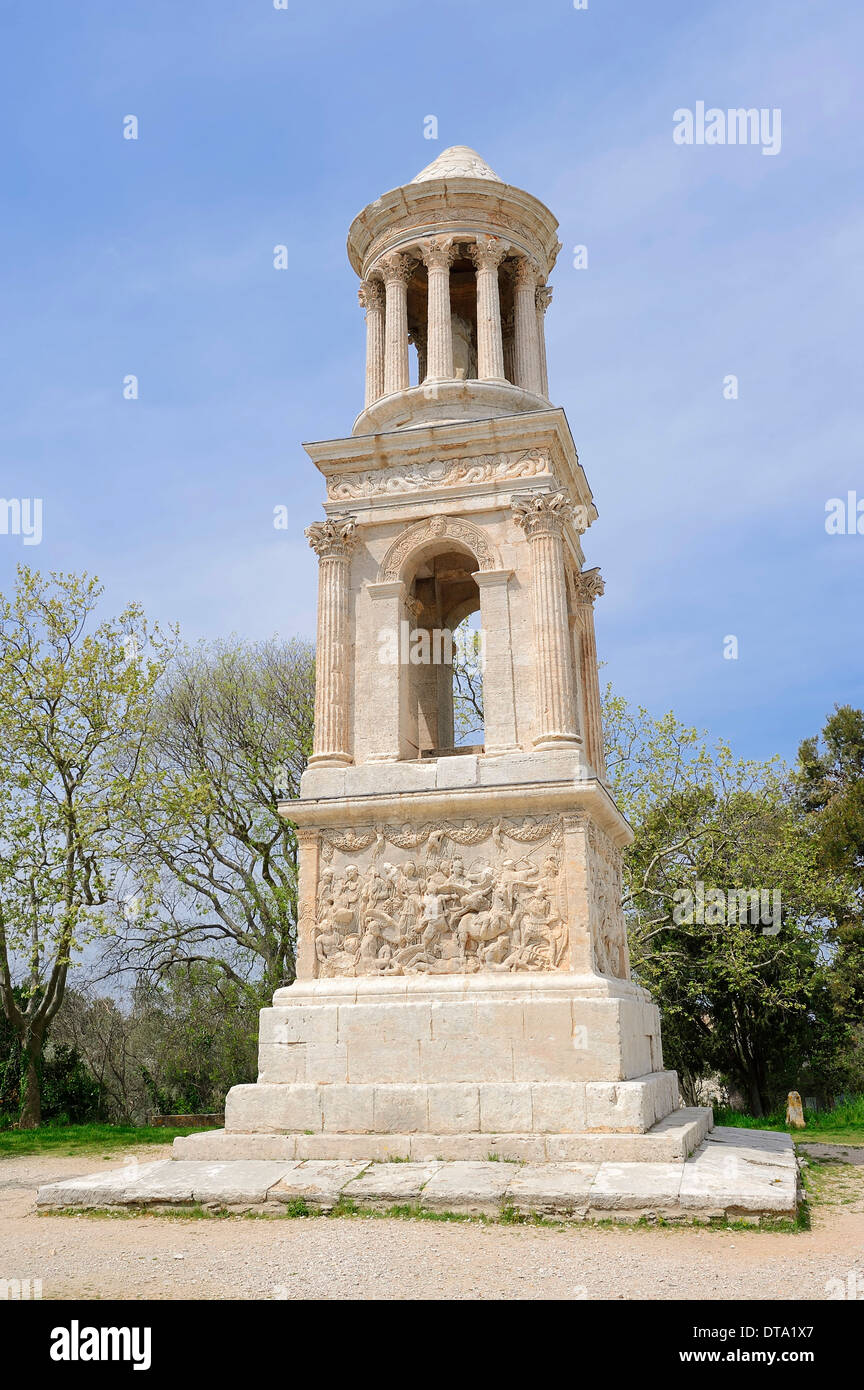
left=314, top=816, right=567, bottom=977
left=327, top=449, right=555, bottom=501
left=586, top=820, right=627, bottom=979
left=377, top=514, right=501, bottom=582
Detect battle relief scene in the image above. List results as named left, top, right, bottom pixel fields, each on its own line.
left=312, top=816, right=626, bottom=979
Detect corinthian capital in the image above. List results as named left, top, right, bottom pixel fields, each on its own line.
left=420, top=237, right=457, bottom=271
left=376, top=251, right=417, bottom=285
left=535, top=284, right=553, bottom=314
left=513, top=255, right=541, bottom=290
left=358, top=278, right=384, bottom=313
left=305, top=515, right=358, bottom=560
left=511, top=490, right=572, bottom=538
left=575, top=566, right=605, bottom=604
left=468, top=235, right=509, bottom=272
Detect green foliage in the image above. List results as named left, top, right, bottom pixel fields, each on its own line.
left=603, top=688, right=861, bottom=1113
left=0, top=566, right=173, bottom=1126
left=0, top=1123, right=198, bottom=1155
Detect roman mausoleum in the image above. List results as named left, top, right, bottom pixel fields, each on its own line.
left=199, top=146, right=711, bottom=1161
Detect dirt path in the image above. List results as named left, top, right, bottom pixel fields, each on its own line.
left=1, top=1148, right=863, bottom=1300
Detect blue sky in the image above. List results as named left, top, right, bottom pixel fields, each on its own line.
left=0, top=0, right=861, bottom=765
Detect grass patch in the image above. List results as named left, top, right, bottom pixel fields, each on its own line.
left=714, top=1095, right=864, bottom=1145
left=0, top=1123, right=197, bottom=1159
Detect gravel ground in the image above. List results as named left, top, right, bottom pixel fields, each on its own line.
left=1, top=1147, right=863, bottom=1300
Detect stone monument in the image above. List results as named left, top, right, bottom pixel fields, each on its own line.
left=191, top=147, right=712, bottom=1163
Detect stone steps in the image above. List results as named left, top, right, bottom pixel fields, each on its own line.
left=35, top=1127, right=799, bottom=1222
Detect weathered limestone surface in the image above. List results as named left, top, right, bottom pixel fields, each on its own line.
left=37, top=1129, right=799, bottom=1221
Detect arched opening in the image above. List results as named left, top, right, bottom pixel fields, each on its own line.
left=403, top=546, right=485, bottom=758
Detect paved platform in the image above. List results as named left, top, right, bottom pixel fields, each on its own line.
left=35, top=1126, right=799, bottom=1222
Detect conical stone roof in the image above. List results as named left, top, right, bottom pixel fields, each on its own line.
left=411, top=145, right=502, bottom=184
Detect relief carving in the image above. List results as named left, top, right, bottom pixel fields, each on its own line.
left=326, top=448, right=556, bottom=501
left=586, top=820, right=628, bottom=979
left=314, top=816, right=567, bottom=977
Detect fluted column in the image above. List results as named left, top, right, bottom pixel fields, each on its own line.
left=358, top=278, right=385, bottom=407
left=421, top=238, right=456, bottom=381
left=378, top=252, right=415, bottom=395
left=574, top=567, right=607, bottom=778
left=501, top=310, right=515, bottom=384
left=512, top=491, right=580, bottom=748
left=305, top=516, right=357, bottom=766
left=469, top=236, right=508, bottom=381
left=535, top=285, right=553, bottom=398
left=513, top=257, right=543, bottom=395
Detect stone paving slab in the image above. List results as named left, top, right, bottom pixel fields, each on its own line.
left=504, top=1163, right=597, bottom=1215
left=340, top=1162, right=441, bottom=1205
left=35, top=1127, right=799, bottom=1221
left=420, top=1161, right=515, bottom=1215
left=267, top=1161, right=369, bottom=1209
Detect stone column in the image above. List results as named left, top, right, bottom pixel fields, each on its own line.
left=294, top=826, right=321, bottom=981
left=421, top=238, right=455, bottom=381
left=574, top=567, right=607, bottom=779
left=469, top=236, right=508, bottom=381
left=358, top=278, right=384, bottom=407
left=535, top=285, right=553, bottom=398
left=513, top=257, right=543, bottom=395
left=501, top=310, right=515, bottom=385
left=379, top=252, right=415, bottom=396
left=305, top=516, right=357, bottom=766
left=473, top=568, right=519, bottom=753
left=511, top=491, right=580, bottom=748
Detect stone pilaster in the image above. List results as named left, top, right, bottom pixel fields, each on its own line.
left=421, top=238, right=456, bottom=381
left=469, top=236, right=508, bottom=381
left=378, top=251, right=415, bottom=395
left=305, top=516, right=358, bottom=766
left=574, top=567, right=607, bottom=779
left=535, top=284, right=553, bottom=398
left=473, top=568, right=519, bottom=753
left=365, top=579, right=407, bottom=761
left=294, top=826, right=321, bottom=981
left=358, top=278, right=385, bottom=407
left=512, top=491, right=580, bottom=748
left=513, top=257, right=543, bottom=395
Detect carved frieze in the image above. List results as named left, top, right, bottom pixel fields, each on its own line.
left=314, top=815, right=568, bottom=978
left=326, top=448, right=556, bottom=501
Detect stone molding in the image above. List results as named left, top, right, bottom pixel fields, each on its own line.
left=377, top=513, right=501, bottom=583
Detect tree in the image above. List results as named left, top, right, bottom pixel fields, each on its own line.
left=452, top=614, right=484, bottom=746
left=117, top=638, right=315, bottom=999
left=0, top=567, right=169, bottom=1126
left=604, top=689, right=856, bottom=1112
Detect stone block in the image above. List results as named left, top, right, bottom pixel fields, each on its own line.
left=320, top=1084, right=375, bottom=1133
left=530, top=1082, right=587, bottom=1132
left=505, top=1163, right=597, bottom=1214
left=478, top=1082, right=533, bottom=1132
left=346, top=1038, right=422, bottom=1083
left=172, top=1131, right=298, bottom=1161
left=269, top=1161, right=369, bottom=1209
left=257, top=1042, right=307, bottom=1084
left=421, top=1161, right=514, bottom=1214
left=427, top=1083, right=480, bottom=1134
left=589, top=1161, right=683, bottom=1210
left=435, top=755, right=478, bottom=788
left=373, top=1084, right=429, bottom=1133
left=341, top=1162, right=441, bottom=1205
left=260, top=1005, right=339, bottom=1046
left=420, top=1037, right=513, bottom=1083
left=225, top=1083, right=321, bottom=1134
left=305, top=1041, right=350, bottom=1084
